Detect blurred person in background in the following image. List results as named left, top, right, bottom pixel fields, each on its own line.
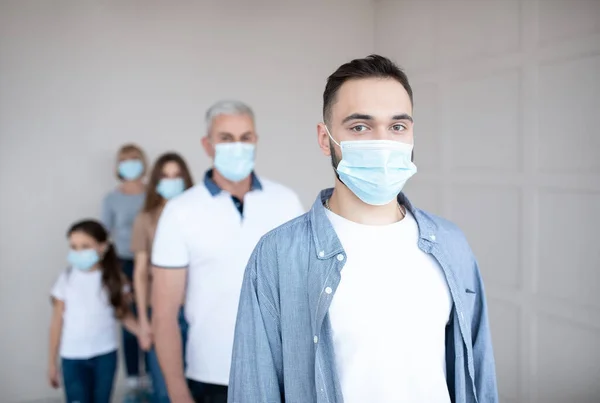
left=150, top=100, right=305, bottom=403
left=47, top=219, right=139, bottom=403
left=131, top=152, right=194, bottom=403
left=101, top=143, right=148, bottom=398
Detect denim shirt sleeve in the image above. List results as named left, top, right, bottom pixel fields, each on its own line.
left=228, top=239, right=284, bottom=403
left=471, top=260, right=499, bottom=402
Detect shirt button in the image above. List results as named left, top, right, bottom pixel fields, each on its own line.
left=430, top=234, right=436, bottom=241
left=318, top=251, right=325, bottom=258
left=314, top=335, right=318, bottom=344
left=325, top=287, right=332, bottom=294
left=336, top=254, right=344, bottom=261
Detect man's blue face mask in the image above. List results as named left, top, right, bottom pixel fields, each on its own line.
left=325, top=126, right=417, bottom=206
left=214, top=142, right=256, bottom=182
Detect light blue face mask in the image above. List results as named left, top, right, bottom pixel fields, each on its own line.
left=156, top=177, right=185, bottom=200
left=214, top=142, right=256, bottom=182
left=326, top=126, right=417, bottom=206
left=67, top=249, right=100, bottom=271
left=118, top=159, right=144, bottom=180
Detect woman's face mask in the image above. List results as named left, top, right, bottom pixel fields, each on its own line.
left=118, top=159, right=144, bottom=181
left=156, top=177, right=185, bottom=200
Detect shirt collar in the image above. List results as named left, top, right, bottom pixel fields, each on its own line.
left=309, top=188, right=439, bottom=259
left=203, top=169, right=263, bottom=197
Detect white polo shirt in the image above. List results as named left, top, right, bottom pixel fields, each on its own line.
left=151, top=172, right=304, bottom=385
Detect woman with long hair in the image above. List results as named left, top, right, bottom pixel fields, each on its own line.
left=47, top=220, right=138, bottom=403
left=131, top=152, right=194, bottom=402
left=101, top=143, right=148, bottom=396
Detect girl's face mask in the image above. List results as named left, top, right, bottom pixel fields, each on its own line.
left=67, top=249, right=100, bottom=271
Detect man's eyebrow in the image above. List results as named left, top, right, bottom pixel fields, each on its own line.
left=341, top=113, right=373, bottom=124
left=392, top=114, right=413, bottom=122
left=341, top=113, right=414, bottom=124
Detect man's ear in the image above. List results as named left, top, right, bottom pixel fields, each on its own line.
left=202, top=135, right=214, bottom=158
left=317, top=123, right=332, bottom=157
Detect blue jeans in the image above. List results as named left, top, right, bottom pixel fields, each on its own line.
left=146, top=307, right=188, bottom=403
left=120, top=258, right=148, bottom=377
left=62, top=350, right=117, bottom=403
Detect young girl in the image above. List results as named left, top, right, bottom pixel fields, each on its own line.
left=47, top=220, right=138, bottom=403
left=101, top=143, right=147, bottom=394
left=131, top=152, right=194, bottom=402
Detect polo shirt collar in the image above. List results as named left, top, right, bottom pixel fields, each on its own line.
left=203, top=169, right=263, bottom=197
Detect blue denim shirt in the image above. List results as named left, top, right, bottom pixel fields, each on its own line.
left=229, top=189, right=498, bottom=403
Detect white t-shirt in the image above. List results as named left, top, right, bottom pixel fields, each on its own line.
left=152, top=177, right=304, bottom=385
left=326, top=208, right=452, bottom=403
left=51, top=269, right=120, bottom=360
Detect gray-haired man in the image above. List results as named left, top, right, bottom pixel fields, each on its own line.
left=150, top=100, right=304, bottom=403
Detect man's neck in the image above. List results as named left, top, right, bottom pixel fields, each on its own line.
left=328, top=180, right=403, bottom=225
left=120, top=180, right=144, bottom=194
left=212, top=169, right=252, bottom=200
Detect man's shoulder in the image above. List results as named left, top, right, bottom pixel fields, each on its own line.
left=254, top=212, right=311, bottom=255
left=264, top=211, right=310, bottom=240
left=167, top=184, right=209, bottom=209
left=414, top=208, right=463, bottom=235
left=413, top=207, right=472, bottom=252
left=413, top=207, right=479, bottom=280
left=256, top=177, right=300, bottom=199
left=246, top=213, right=312, bottom=288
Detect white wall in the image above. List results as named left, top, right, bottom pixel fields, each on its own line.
left=375, top=1, right=600, bottom=402
left=0, top=1, right=374, bottom=401
left=3, top=0, right=599, bottom=402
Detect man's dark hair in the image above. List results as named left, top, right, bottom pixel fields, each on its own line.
left=322, top=54, right=413, bottom=124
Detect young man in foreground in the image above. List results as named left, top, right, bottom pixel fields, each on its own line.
left=228, top=55, right=498, bottom=403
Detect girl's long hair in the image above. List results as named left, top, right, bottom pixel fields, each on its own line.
left=143, top=152, right=194, bottom=213
left=67, top=220, right=129, bottom=319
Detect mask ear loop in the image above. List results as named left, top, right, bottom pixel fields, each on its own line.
left=324, top=125, right=341, bottom=147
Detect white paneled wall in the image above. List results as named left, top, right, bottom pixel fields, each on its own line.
left=375, top=0, right=600, bottom=402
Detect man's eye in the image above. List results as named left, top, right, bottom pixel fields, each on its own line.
left=350, top=125, right=368, bottom=133
left=392, top=124, right=407, bottom=132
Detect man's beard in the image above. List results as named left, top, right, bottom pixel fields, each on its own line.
left=329, top=138, right=342, bottom=182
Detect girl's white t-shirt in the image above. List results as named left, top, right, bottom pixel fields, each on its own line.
left=51, top=269, right=119, bottom=359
